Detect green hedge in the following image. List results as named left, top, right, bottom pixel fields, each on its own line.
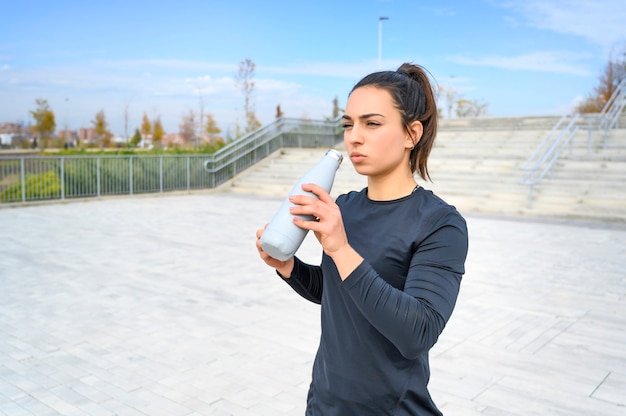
left=2, top=170, right=61, bottom=201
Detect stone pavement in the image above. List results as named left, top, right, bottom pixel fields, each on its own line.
left=0, top=192, right=625, bottom=416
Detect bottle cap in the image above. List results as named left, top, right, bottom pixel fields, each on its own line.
left=325, top=149, right=343, bottom=165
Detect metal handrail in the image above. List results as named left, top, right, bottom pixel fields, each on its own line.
left=519, top=114, right=580, bottom=208
left=520, top=114, right=569, bottom=171
left=519, top=77, right=626, bottom=209
left=204, top=117, right=342, bottom=173
left=598, top=77, right=626, bottom=146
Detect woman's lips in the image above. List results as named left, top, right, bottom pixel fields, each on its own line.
left=350, top=153, right=366, bottom=163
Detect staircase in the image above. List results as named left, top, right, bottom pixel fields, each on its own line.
left=223, top=116, right=626, bottom=223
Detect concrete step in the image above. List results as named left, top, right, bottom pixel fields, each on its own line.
left=224, top=123, right=626, bottom=223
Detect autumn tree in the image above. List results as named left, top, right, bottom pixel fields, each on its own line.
left=141, top=113, right=152, bottom=145
left=235, top=58, right=262, bottom=134
left=30, top=98, right=56, bottom=148
left=92, top=110, right=111, bottom=148
left=179, top=110, right=197, bottom=146
left=275, top=104, right=284, bottom=119
left=152, top=117, right=164, bottom=148
left=576, top=46, right=626, bottom=113
left=204, top=113, right=221, bottom=143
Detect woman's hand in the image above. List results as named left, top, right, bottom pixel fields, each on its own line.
left=255, top=225, right=294, bottom=278
left=288, top=183, right=348, bottom=256
left=289, top=184, right=363, bottom=280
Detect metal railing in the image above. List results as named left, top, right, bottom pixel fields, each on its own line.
left=598, top=77, right=626, bottom=147
left=0, top=117, right=342, bottom=204
left=519, top=114, right=580, bottom=208
left=519, top=78, right=626, bottom=208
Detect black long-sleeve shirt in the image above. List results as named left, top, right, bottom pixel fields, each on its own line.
left=283, top=187, right=468, bottom=415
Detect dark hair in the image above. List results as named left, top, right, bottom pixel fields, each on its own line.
left=349, top=63, right=438, bottom=181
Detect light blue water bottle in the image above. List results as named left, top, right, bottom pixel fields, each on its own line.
left=260, top=149, right=343, bottom=261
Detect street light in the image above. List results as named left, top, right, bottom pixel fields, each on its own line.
left=378, top=16, right=389, bottom=70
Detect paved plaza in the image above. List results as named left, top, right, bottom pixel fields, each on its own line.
left=1, top=192, right=625, bottom=415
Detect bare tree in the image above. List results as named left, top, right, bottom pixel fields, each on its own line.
left=439, top=85, right=459, bottom=119
left=332, top=97, right=340, bottom=119
left=455, top=99, right=488, bottom=118
left=235, top=58, right=261, bottom=134
left=179, top=110, right=197, bottom=146
left=123, top=95, right=135, bottom=143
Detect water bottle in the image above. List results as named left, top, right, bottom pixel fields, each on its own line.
left=260, top=149, right=343, bottom=261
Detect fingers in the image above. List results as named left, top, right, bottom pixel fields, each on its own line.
left=288, top=183, right=332, bottom=216
left=300, top=183, right=333, bottom=203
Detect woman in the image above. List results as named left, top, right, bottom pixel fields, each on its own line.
left=256, top=63, right=468, bottom=415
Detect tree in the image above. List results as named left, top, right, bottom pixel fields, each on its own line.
left=455, top=99, right=488, bottom=118
left=92, top=110, right=111, bottom=148
left=153, top=117, right=164, bottom=148
left=439, top=85, right=460, bottom=119
left=196, top=86, right=205, bottom=141
left=325, top=97, right=344, bottom=122
left=332, top=97, right=341, bottom=119
left=235, top=58, right=262, bottom=134
left=204, top=113, right=221, bottom=142
left=30, top=98, right=56, bottom=148
left=123, top=95, right=134, bottom=141
left=576, top=46, right=626, bottom=113
left=130, top=128, right=141, bottom=147
left=141, top=113, right=152, bottom=145
left=179, top=110, right=197, bottom=146
left=275, top=104, right=284, bottom=119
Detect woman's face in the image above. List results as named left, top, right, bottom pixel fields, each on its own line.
left=342, top=86, right=414, bottom=179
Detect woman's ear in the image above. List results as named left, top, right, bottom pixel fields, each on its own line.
left=406, top=120, right=423, bottom=149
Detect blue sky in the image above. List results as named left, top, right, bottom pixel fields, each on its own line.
left=1, top=0, right=625, bottom=137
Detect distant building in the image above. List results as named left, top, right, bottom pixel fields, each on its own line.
left=0, top=122, right=27, bottom=135
left=164, top=132, right=185, bottom=147
left=78, top=127, right=96, bottom=144
left=0, top=133, right=13, bottom=146
left=0, top=122, right=31, bottom=148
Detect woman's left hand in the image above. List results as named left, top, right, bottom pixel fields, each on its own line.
left=289, top=183, right=349, bottom=258
left=290, top=183, right=364, bottom=280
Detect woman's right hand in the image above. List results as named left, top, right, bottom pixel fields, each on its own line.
left=256, top=226, right=295, bottom=278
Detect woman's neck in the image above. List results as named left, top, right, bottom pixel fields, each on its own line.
left=366, top=175, right=418, bottom=201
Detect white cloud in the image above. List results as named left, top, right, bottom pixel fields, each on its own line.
left=447, top=51, right=593, bottom=76
left=496, top=0, right=626, bottom=48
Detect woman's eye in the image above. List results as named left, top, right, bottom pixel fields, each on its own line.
left=367, top=121, right=380, bottom=127
left=342, top=124, right=353, bottom=129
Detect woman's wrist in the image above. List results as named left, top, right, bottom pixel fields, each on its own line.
left=276, top=259, right=295, bottom=279
left=328, top=245, right=363, bottom=281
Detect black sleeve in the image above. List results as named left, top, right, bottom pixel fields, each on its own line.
left=279, top=256, right=324, bottom=304
left=342, top=213, right=468, bottom=359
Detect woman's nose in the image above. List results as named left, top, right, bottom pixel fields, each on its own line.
left=345, top=125, right=363, bottom=144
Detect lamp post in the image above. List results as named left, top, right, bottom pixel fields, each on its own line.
left=378, top=16, right=389, bottom=70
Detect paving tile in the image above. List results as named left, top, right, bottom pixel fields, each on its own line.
left=0, top=193, right=625, bottom=415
